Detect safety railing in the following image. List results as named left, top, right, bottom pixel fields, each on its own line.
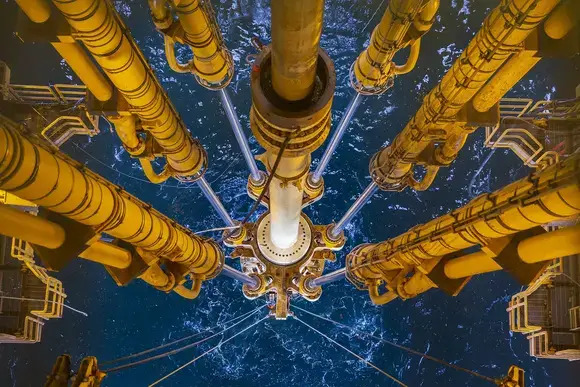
left=1, top=83, right=86, bottom=105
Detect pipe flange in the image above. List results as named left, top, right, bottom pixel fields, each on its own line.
left=349, top=61, right=395, bottom=96
left=242, top=273, right=267, bottom=299
left=250, top=46, right=336, bottom=157
left=298, top=275, right=322, bottom=301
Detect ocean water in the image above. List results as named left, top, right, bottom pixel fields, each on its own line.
left=0, top=0, right=578, bottom=386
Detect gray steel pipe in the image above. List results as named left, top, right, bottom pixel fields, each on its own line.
left=310, top=268, right=346, bottom=287
left=221, top=264, right=259, bottom=288
left=311, top=93, right=363, bottom=183
left=197, top=175, right=236, bottom=227
left=218, top=88, right=263, bottom=183
left=330, top=182, right=378, bottom=237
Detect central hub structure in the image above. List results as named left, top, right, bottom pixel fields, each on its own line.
left=257, top=213, right=312, bottom=265
left=227, top=0, right=344, bottom=318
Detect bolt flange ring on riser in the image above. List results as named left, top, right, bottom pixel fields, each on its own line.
left=250, top=47, right=336, bottom=157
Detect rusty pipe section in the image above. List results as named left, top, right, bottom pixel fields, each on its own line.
left=369, top=0, right=561, bottom=190
left=271, top=0, right=325, bottom=101
left=51, top=0, right=206, bottom=180
left=347, top=153, right=579, bottom=296
left=353, top=0, right=438, bottom=93
left=0, top=122, right=223, bottom=280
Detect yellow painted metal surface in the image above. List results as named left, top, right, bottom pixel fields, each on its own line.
left=78, top=241, right=132, bottom=269
left=353, top=0, right=438, bottom=92
left=15, top=0, right=51, bottom=24
left=518, top=224, right=580, bottom=264
left=543, top=0, right=579, bottom=40
left=0, top=203, right=65, bottom=249
left=443, top=251, right=502, bottom=279
left=172, top=0, right=232, bottom=87
left=370, top=0, right=560, bottom=189
left=50, top=0, right=206, bottom=179
left=271, top=0, right=324, bottom=101
left=348, top=153, right=579, bottom=299
left=0, top=121, right=223, bottom=279
left=51, top=42, right=113, bottom=103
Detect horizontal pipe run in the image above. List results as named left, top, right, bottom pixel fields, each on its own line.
left=330, top=182, right=378, bottom=238
left=78, top=241, right=132, bottom=269
left=311, top=268, right=346, bottom=287
left=0, top=203, right=65, bottom=249
left=218, top=89, right=262, bottom=182
left=15, top=0, right=51, bottom=24
left=518, top=224, right=580, bottom=264
left=197, top=176, right=236, bottom=227
left=444, top=224, right=580, bottom=279
left=221, top=264, right=259, bottom=288
left=443, top=251, right=502, bottom=279
left=312, top=93, right=364, bottom=183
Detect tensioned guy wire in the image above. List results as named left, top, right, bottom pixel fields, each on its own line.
left=103, top=307, right=264, bottom=373
left=293, top=315, right=407, bottom=386
left=100, top=304, right=265, bottom=366
left=293, top=305, right=497, bottom=384
left=149, top=315, right=269, bottom=386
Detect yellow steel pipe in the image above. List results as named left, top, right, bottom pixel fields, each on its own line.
left=354, top=0, right=438, bottom=91
left=139, top=263, right=172, bottom=288
left=370, top=0, right=560, bottom=188
left=15, top=0, right=51, bottom=23
left=14, top=0, right=114, bottom=102
left=51, top=42, right=114, bottom=102
left=444, top=224, right=580, bottom=279
left=78, top=241, right=132, bottom=269
left=473, top=1, right=578, bottom=112
left=472, top=49, right=540, bottom=113
left=0, top=122, right=223, bottom=278
left=518, top=224, right=580, bottom=264
left=0, top=203, right=65, bottom=249
left=172, top=0, right=232, bottom=87
left=271, top=0, right=324, bottom=101
left=393, top=39, right=421, bottom=75
left=348, top=153, right=579, bottom=286
left=543, top=0, right=579, bottom=40
left=51, top=0, right=206, bottom=179
left=444, top=251, right=502, bottom=279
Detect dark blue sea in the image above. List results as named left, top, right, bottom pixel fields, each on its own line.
left=1, top=0, right=579, bottom=386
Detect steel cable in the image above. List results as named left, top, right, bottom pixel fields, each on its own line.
left=149, top=315, right=269, bottom=386
left=293, top=305, right=498, bottom=384
left=100, top=304, right=265, bottom=367
left=102, top=306, right=264, bottom=373
left=293, top=315, right=407, bottom=386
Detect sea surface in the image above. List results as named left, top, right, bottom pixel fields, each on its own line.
left=0, top=0, right=579, bottom=386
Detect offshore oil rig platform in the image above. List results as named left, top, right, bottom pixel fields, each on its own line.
left=0, top=0, right=579, bottom=385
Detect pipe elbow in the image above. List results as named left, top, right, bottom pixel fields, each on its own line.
left=394, top=39, right=421, bottom=75
left=407, top=165, right=440, bottom=191
left=164, top=35, right=193, bottom=73
left=368, top=282, right=398, bottom=305
left=139, top=158, right=172, bottom=184
left=173, top=278, right=202, bottom=299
